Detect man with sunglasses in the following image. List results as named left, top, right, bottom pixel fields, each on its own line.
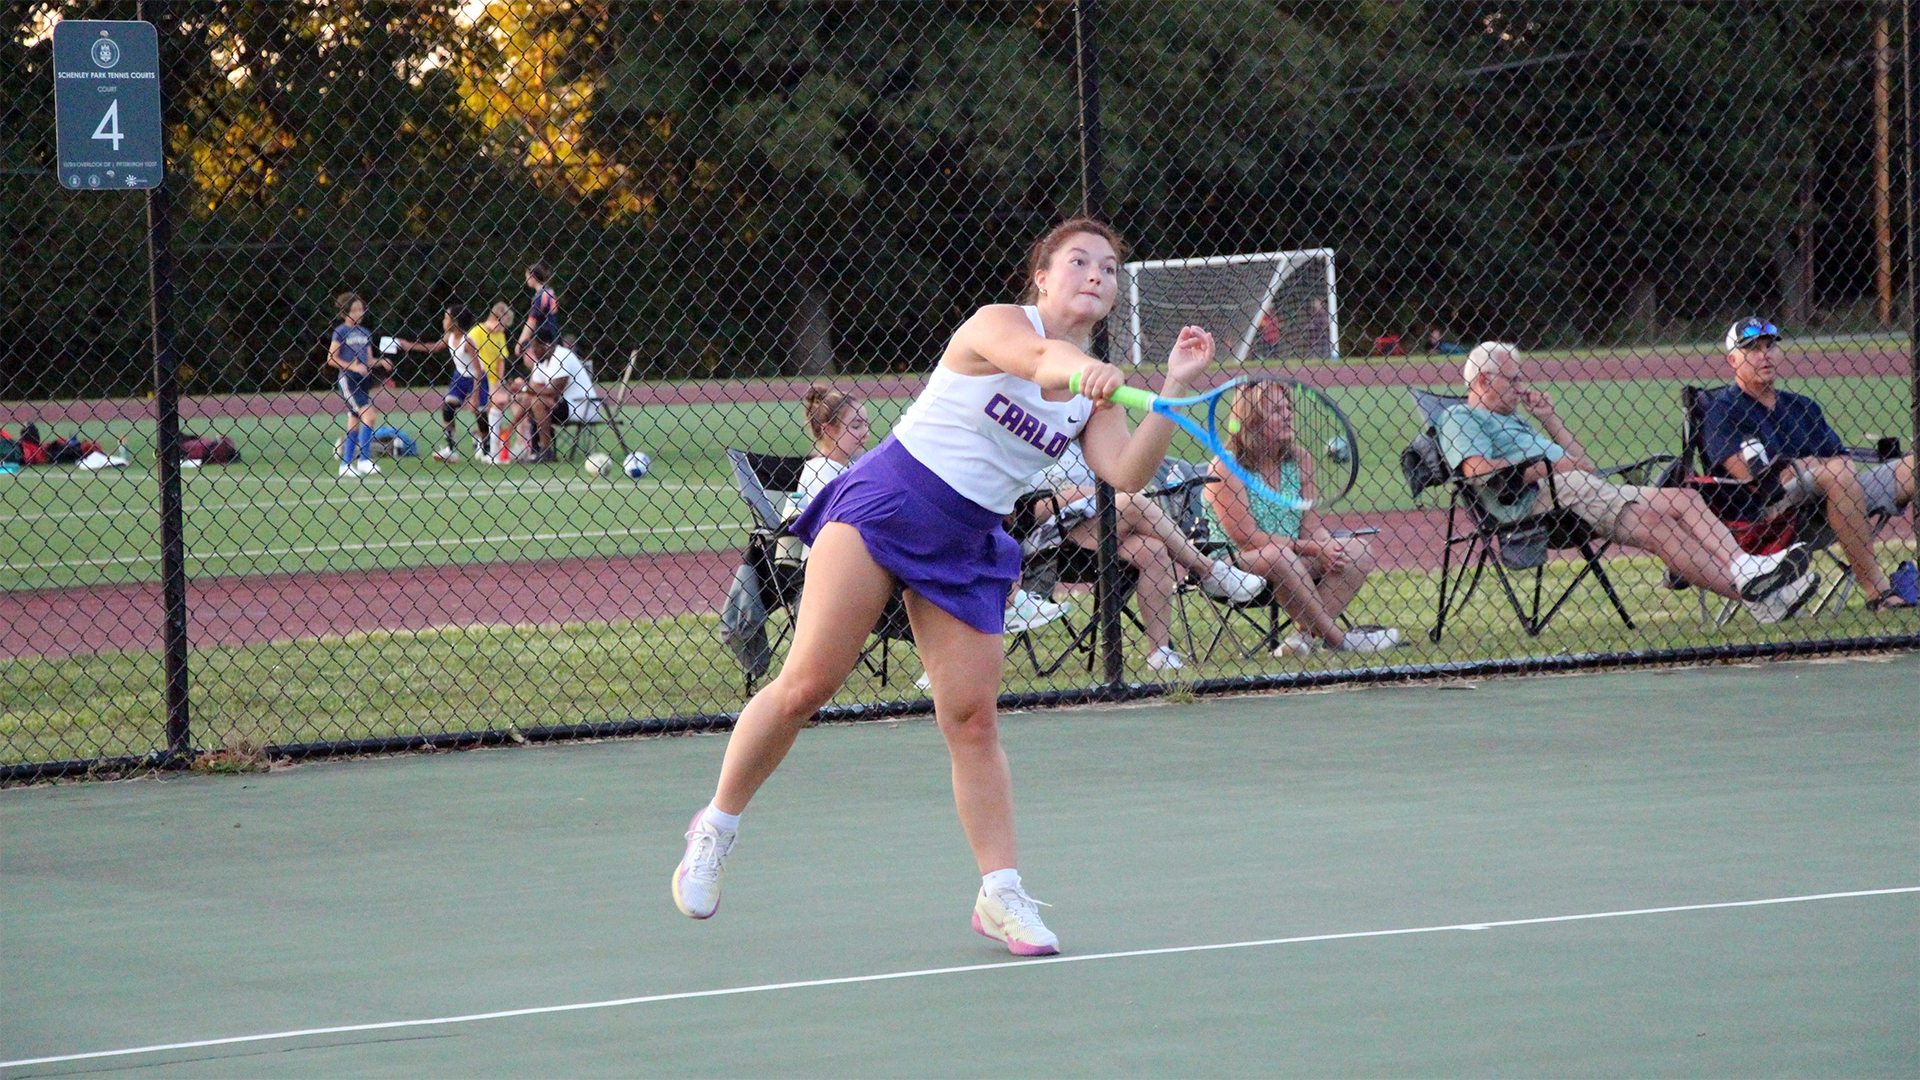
left=1702, top=317, right=1916, bottom=611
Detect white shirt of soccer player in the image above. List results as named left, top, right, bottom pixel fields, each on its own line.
left=534, top=345, right=599, bottom=420
left=890, top=305, right=1092, bottom=513
left=447, top=330, right=479, bottom=379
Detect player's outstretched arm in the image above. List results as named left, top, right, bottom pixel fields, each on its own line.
left=1077, top=325, right=1214, bottom=491
left=946, top=304, right=1122, bottom=399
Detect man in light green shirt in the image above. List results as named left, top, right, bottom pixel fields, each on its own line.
left=1436, top=343, right=1816, bottom=623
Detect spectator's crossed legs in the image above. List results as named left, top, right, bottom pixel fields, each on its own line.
left=1782, top=453, right=1915, bottom=599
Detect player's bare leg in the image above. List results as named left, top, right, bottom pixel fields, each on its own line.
left=713, top=522, right=895, bottom=813
left=675, top=523, right=895, bottom=919
left=907, top=592, right=1058, bottom=955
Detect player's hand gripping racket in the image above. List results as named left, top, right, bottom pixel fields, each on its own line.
left=1068, top=372, right=1359, bottom=511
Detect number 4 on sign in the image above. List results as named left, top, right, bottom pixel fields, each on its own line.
left=92, top=100, right=123, bottom=151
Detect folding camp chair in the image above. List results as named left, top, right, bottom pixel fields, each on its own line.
left=1150, top=457, right=1370, bottom=662
left=1658, top=384, right=1899, bottom=624
left=558, top=355, right=636, bottom=462
left=1402, top=388, right=1672, bottom=641
left=720, top=448, right=915, bottom=693
left=1003, top=486, right=1145, bottom=678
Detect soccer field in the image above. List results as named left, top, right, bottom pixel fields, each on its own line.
left=2, top=375, right=1908, bottom=593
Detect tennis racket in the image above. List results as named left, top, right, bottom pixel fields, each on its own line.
left=1068, top=372, right=1359, bottom=511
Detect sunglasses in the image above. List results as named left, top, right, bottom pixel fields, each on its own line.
left=1736, top=323, right=1780, bottom=346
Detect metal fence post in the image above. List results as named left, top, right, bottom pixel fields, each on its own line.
left=1075, top=0, right=1124, bottom=688
left=1908, top=1, right=1919, bottom=541
left=141, top=0, right=190, bottom=761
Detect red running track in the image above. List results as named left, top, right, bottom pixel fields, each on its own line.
left=8, top=507, right=1907, bottom=660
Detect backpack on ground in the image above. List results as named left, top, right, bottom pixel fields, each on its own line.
left=180, top=434, right=240, bottom=464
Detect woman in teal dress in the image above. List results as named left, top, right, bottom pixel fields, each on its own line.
left=1202, top=380, right=1401, bottom=655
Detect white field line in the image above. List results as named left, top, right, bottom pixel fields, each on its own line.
left=2, top=886, right=1913, bottom=1071
left=0, top=523, right=747, bottom=573
left=2, top=477, right=731, bottom=524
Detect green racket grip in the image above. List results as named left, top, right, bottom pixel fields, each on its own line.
left=1068, top=371, right=1158, bottom=411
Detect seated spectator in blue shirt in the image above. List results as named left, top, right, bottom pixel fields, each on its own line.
left=1702, top=317, right=1915, bottom=610
left=1439, top=342, right=1817, bottom=623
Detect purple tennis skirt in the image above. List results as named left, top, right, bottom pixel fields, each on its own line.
left=791, top=435, right=1019, bottom=634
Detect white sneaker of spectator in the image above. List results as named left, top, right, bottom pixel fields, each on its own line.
left=1199, top=560, right=1266, bottom=604
left=1145, top=645, right=1186, bottom=672
left=1744, top=570, right=1820, bottom=624
left=1331, top=626, right=1401, bottom=653
left=1003, top=589, right=1071, bottom=633
left=1272, top=631, right=1315, bottom=659
left=1728, top=543, right=1811, bottom=603
left=431, top=447, right=461, bottom=463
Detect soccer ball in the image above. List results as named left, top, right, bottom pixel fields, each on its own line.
left=582, top=452, right=612, bottom=477
left=623, top=451, right=651, bottom=478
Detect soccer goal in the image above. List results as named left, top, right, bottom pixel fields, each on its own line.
left=1107, top=248, right=1338, bottom=366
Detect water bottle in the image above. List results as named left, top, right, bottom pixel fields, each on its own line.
left=1739, top=438, right=1771, bottom=473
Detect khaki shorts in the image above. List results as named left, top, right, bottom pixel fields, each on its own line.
left=1539, top=469, right=1649, bottom=538
left=1772, top=457, right=1903, bottom=518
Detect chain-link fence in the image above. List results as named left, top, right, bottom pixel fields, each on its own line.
left=4, top=0, right=1916, bottom=780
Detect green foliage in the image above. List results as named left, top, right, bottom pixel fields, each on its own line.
left=1, top=0, right=1897, bottom=399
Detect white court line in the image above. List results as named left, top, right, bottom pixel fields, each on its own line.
left=3, top=886, right=1912, bottom=1071
left=0, top=522, right=747, bottom=573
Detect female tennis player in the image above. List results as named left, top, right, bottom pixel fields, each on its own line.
left=672, top=217, right=1214, bottom=955
left=1202, top=380, right=1400, bottom=656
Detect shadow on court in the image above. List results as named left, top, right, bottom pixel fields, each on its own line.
left=4, top=654, right=1916, bottom=1077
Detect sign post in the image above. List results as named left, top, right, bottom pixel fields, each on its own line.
left=53, top=13, right=190, bottom=762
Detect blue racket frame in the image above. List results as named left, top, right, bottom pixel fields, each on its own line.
left=1073, top=373, right=1315, bottom=511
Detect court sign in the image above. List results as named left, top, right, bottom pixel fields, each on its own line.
left=52, top=20, right=163, bottom=191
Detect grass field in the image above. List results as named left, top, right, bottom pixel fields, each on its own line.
left=2, top=376, right=1909, bottom=592
left=4, top=551, right=1911, bottom=767
left=3, top=369, right=1913, bottom=767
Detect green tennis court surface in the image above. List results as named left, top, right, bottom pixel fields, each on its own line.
left=5, top=655, right=1915, bottom=1076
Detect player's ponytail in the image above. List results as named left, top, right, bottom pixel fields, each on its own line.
left=803, top=384, right=856, bottom=448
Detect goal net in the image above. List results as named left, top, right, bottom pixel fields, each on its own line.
left=1106, top=248, right=1338, bottom=366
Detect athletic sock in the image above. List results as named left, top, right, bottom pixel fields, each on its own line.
left=487, top=407, right=504, bottom=455
left=354, top=426, right=372, bottom=462
left=342, top=429, right=356, bottom=464
left=701, top=804, right=741, bottom=833
left=982, top=868, right=1021, bottom=893
left=446, top=425, right=459, bottom=455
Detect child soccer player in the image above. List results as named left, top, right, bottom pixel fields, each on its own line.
left=471, top=302, right=514, bottom=459
left=326, top=292, right=390, bottom=477
left=398, top=307, right=486, bottom=463
left=516, top=263, right=559, bottom=353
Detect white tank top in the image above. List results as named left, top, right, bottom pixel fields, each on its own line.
left=447, top=331, right=477, bottom=379
left=892, top=306, right=1093, bottom=513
